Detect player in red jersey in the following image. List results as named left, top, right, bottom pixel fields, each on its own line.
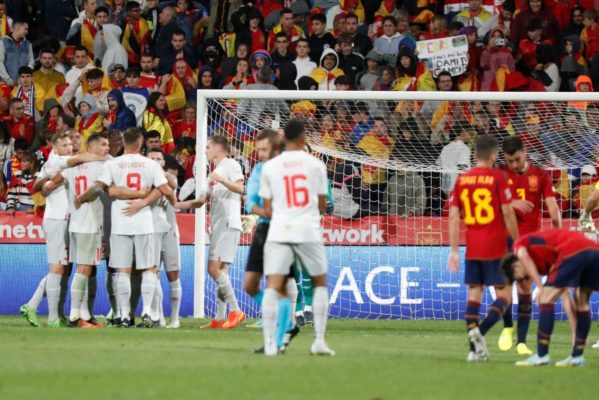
left=497, top=136, right=575, bottom=355
left=448, top=135, right=519, bottom=362
left=501, top=228, right=599, bottom=367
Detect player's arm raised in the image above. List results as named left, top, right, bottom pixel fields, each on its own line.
left=516, top=246, right=542, bottom=290
left=448, top=205, right=460, bottom=273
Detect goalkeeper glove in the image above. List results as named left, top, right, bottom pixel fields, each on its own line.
left=578, top=210, right=597, bottom=233
left=241, top=214, right=259, bottom=234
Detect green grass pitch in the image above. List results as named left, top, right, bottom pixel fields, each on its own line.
left=0, top=317, right=596, bottom=400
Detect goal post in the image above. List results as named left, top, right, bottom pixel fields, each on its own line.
left=194, top=89, right=599, bottom=320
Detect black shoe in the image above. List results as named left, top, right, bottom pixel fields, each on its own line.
left=253, top=346, right=265, bottom=354
left=120, top=318, right=130, bottom=328
left=296, top=314, right=306, bottom=326
left=67, top=319, right=80, bottom=328
left=284, top=325, right=300, bottom=347
left=142, top=314, right=154, bottom=328
left=304, top=311, right=313, bottom=325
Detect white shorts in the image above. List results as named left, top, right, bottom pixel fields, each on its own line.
left=209, top=225, right=240, bottom=264
left=110, top=234, right=154, bottom=270
left=69, top=232, right=102, bottom=266
left=264, top=241, right=328, bottom=277
left=43, top=219, right=69, bottom=265
left=154, top=229, right=180, bottom=272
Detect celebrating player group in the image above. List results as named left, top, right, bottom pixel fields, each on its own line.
left=449, top=134, right=599, bottom=367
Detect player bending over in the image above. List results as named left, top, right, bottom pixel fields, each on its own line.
left=259, top=119, right=334, bottom=356
left=502, top=228, right=599, bottom=367
left=498, top=137, right=575, bottom=355
left=244, top=128, right=300, bottom=352
left=448, top=135, right=519, bottom=362
left=176, top=135, right=246, bottom=329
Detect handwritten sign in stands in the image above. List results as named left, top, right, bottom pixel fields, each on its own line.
left=416, top=35, right=469, bottom=78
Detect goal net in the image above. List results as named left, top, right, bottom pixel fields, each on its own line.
left=193, top=90, right=599, bottom=320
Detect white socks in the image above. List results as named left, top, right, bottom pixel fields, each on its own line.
left=215, top=273, right=240, bottom=312
left=117, top=272, right=132, bottom=321
left=151, top=274, right=163, bottom=321
left=69, top=273, right=88, bottom=321
left=27, top=275, right=47, bottom=309
left=106, top=272, right=118, bottom=318
left=261, top=288, right=278, bottom=353
left=141, top=271, right=156, bottom=317
left=287, top=278, right=298, bottom=325
left=46, top=273, right=62, bottom=323
left=313, top=286, right=329, bottom=342
left=215, top=296, right=227, bottom=321
left=169, top=279, right=182, bottom=321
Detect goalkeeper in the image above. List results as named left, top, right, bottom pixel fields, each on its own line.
left=243, top=128, right=299, bottom=353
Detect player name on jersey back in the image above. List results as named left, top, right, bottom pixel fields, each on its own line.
left=260, top=151, right=328, bottom=243
left=98, top=153, right=167, bottom=235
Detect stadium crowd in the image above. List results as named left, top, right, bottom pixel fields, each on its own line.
left=0, top=0, right=598, bottom=219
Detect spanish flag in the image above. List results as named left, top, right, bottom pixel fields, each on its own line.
left=81, top=18, right=97, bottom=56
left=122, top=17, right=150, bottom=65
left=0, top=14, right=11, bottom=37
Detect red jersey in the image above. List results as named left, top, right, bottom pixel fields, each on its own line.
left=502, top=163, right=554, bottom=235
left=139, top=73, right=159, bottom=90
left=513, top=228, right=599, bottom=276
left=450, top=166, right=513, bottom=260
left=4, top=115, right=35, bottom=144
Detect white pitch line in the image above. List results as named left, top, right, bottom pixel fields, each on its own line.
left=436, top=283, right=461, bottom=288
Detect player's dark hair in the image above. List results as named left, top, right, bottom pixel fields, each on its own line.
left=284, top=118, right=305, bottom=141
left=209, top=134, right=231, bottom=153
left=499, top=253, right=519, bottom=284
left=18, top=66, right=33, bottom=76
left=502, top=136, right=525, bottom=156
left=87, top=132, right=107, bottom=146
left=123, top=127, right=144, bottom=145
left=51, top=132, right=69, bottom=145
left=475, top=134, right=498, bottom=161
left=86, top=68, right=104, bottom=80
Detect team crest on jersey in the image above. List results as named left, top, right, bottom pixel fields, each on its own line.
left=528, top=175, right=538, bottom=192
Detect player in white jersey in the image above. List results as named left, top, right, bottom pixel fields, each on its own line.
left=78, top=128, right=173, bottom=328
left=174, top=135, right=246, bottom=329
left=259, top=119, right=334, bottom=356
left=53, top=133, right=110, bottom=328
left=124, top=148, right=181, bottom=328
left=20, top=132, right=104, bottom=327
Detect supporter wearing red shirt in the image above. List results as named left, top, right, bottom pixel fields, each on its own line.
left=4, top=98, right=35, bottom=144
left=581, top=9, right=599, bottom=61
left=173, top=103, right=196, bottom=139
left=511, top=0, right=560, bottom=46
left=139, top=53, right=160, bottom=90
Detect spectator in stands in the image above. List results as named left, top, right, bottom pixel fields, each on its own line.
left=344, top=13, right=372, bottom=56
left=64, top=46, right=94, bottom=106
left=453, top=0, right=492, bottom=31
left=511, top=0, right=560, bottom=46
left=75, top=95, right=103, bottom=147
left=581, top=9, right=599, bottom=62
left=102, top=24, right=128, bottom=74
left=231, top=6, right=266, bottom=54
left=5, top=150, right=38, bottom=215
left=536, top=44, right=561, bottom=92
left=275, top=60, right=297, bottom=90
left=143, top=0, right=160, bottom=42
left=517, top=18, right=551, bottom=73
left=198, top=65, right=217, bottom=89
left=351, top=101, right=373, bottom=144
left=122, top=1, right=151, bottom=66
left=92, top=7, right=111, bottom=65
left=238, top=66, right=285, bottom=125
left=457, top=26, right=481, bottom=91
left=563, top=6, right=585, bottom=38
left=310, top=48, right=344, bottom=91
left=109, top=0, right=126, bottom=26
left=223, top=58, right=253, bottom=89
left=0, top=20, right=33, bottom=86
left=153, top=6, right=179, bottom=57
left=67, top=0, right=100, bottom=54
left=393, top=45, right=435, bottom=91
left=33, top=49, right=65, bottom=100
left=307, top=13, right=336, bottom=64
left=480, top=27, right=515, bottom=91
left=0, top=120, right=13, bottom=194
left=2, top=137, right=27, bottom=184
left=139, top=53, right=159, bottom=90
left=206, top=0, right=241, bottom=37
left=478, top=0, right=515, bottom=39
left=328, top=157, right=363, bottom=219
left=385, top=169, right=426, bottom=217
left=143, top=92, right=175, bottom=154
left=11, top=66, right=44, bottom=121
left=173, top=101, right=196, bottom=139
left=437, top=124, right=472, bottom=197
left=173, top=59, right=198, bottom=101
left=374, top=16, right=403, bottom=56
left=372, top=65, right=395, bottom=91
left=293, top=38, right=316, bottom=86
left=270, top=32, right=294, bottom=71
left=122, top=66, right=150, bottom=124
left=337, top=34, right=364, bottom=86
left=221, top=43, right=249, bottom=81
left=5, top=98, right=34, bottom=144
left=174, top=0, right=208, bottom=47
left=34, top=99, right=70, bottom=148
left=104, top=89, right=136, bottom=131
left=158, top=29, right=196, bottom=75
left=421, top=71, right=455, bottom=120
left=420, top=14, right=450, bottom=41
left=573, top=164, right=598, bottom=213
left=64, top=67, right=110, bottom=115
left=356, top=50, right=382, bottom=91
left=43, top=0, right=78, bottom=42
left=267, top=7, right=304, bottom=53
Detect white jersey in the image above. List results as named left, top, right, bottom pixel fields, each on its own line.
left=209, top=157, right=243, bottom=231
left=62, top=161, right=105, bottom=234
left=152, top=197, right=171, bottom=233
left=38, top=151, right=69, bottom=221
left=165, top=201, right=180, bottom=238
left=260, top=150, right=328, bottom=243
left=98, top=153, right=168, bottom=235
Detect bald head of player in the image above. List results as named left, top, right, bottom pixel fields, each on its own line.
left=256, top=128, right=282, bottom=162
left=502, top=136, right=528, bottom=174
left=206, top=135, right=230, bottom=163
left=123, top=127, right=144, bottom=154
left=474, top=134, right=498, bottom=166
left=283, top=118, right=306, bottom=151
left=86, top=133, right=109, bottom=157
